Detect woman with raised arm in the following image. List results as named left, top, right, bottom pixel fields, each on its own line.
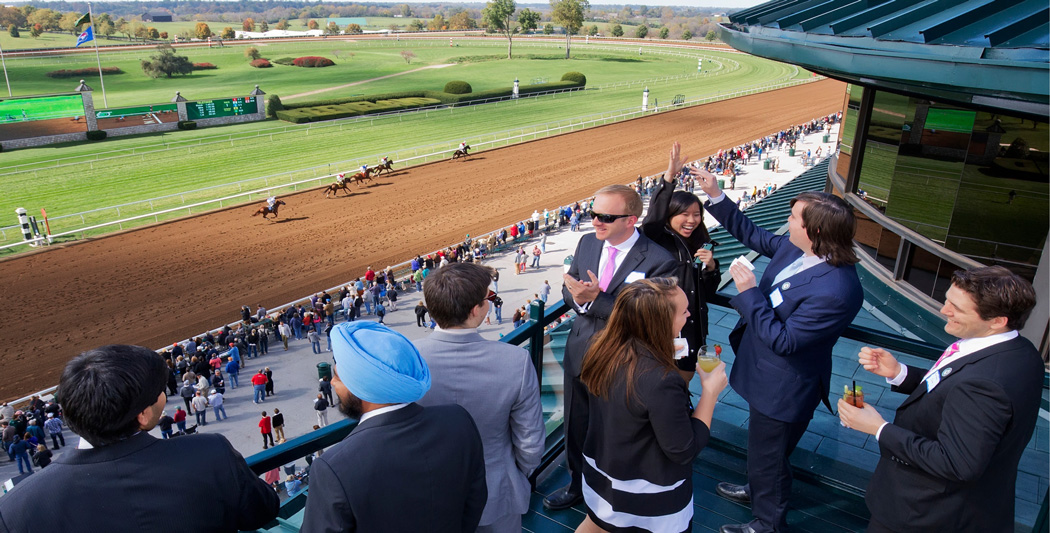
left=642, top=141, right=721, bottom=383
left=576, top=278, right=727, bottom=533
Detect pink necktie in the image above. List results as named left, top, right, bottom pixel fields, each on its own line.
left=599, top=247, right=619, bottom=291
left=934, top=342, right=959, bottom=369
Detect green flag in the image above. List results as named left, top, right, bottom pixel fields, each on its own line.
left=75, top=13, right=90, bottom=27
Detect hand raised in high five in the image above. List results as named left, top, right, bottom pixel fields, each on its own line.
left=695, top=168, right=722, bottom=199
left=664, top=142, right=688, bottom=184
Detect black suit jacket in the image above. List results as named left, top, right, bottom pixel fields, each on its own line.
left=301, top=403, right=487, bottom=533
left=866, top=335, right=1043, bottom=532
left=561, top=230, right=677, bottom=376
left=0, top=432, right=278, bottom=532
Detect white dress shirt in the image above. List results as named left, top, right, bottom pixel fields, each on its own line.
left=577, top=229, right=641, bottom=312
left=875, top=330, right=1019, bottom=440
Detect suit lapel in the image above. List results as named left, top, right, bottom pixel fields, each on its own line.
left=609, top=237, right=646, bottom=290
left=897, top=342, right=1007, bottom=410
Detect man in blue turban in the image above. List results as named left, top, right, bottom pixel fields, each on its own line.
left=301, top=322, right=488, bottom=533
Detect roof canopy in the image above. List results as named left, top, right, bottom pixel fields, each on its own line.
left=721, top=0, right=1049, bottom=116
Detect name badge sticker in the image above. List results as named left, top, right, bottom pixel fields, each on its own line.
left=925, top=371, right=941, bottom=392
left=770, top=288, right=784, bottom=308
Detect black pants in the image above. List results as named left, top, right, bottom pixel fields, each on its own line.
left=562, top=372, right=590, bottom=493
left=745, top=406, right=810, bottom=533
left=262, top=431, right=275, bottom=449
left=50, top=433, right=65, bottom=448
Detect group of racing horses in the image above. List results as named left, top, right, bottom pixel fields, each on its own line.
left=253, top=144, right=472, bottom=219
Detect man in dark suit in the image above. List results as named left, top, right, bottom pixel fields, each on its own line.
left=0, top=345, right=279, bottom=532
left=839, top=266, right=1041, bottom=532
left=301, top=322, right=488, bottom=533
left=696, top=173, right=864, bottom=533
left=543, top=184, right=677, bottom=510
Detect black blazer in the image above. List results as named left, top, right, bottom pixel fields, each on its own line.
left=561, top=231, right=677, bottom=377
left=0, top=432, right=278, bottom=532
left=866, top=335, right=1044, bottom=532
left=301, top=403, right=487, bottom=533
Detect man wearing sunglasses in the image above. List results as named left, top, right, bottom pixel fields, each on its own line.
left=544, top=184, right=677, bottom=511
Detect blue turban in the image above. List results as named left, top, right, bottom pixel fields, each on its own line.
left=330, top=322, right=430, bottom=404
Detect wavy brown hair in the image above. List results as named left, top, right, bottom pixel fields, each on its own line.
left=581, top=277, right=679, bottom=403
left=790, top=192, right=859, bottom=267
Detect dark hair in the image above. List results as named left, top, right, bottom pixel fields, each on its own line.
left=423, top=263, right=491, bottom=328
left=666, top=190, right=711, bottom=248
left=581, top=277, right=679, bottom=403
left=951, top=266, right=1036, bottom=330
left=790, top=192, right=859, bottom=267
left=56, top=345, right=167, bottom=447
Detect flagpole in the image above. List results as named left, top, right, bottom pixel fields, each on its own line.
left=88, top=2, right=107, bottom=107
left=0, top=41, right=11, bottom=97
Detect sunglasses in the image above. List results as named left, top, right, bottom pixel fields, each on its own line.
left=589, top=211, right=632, bottom=224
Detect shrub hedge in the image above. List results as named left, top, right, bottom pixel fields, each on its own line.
left=293, top=56, right=335, bottom=68
left=86, top=130, right=107, bottom=141
left=192, top=62, right=217, bottom=70
left=266, top=95, right=284, bottom=118
left=443, top=81, right=472, bottom=94
left=250, top=59, right=273, bottom=68
left=177, top=121, right=197, bottom=130
left=561, top=71, right=586, bottom=85
left=273, top=57, right=295, bottom=66
left=47, top=67, right=123, bottom=79
left=276, top=97, right=441, bottom=123
left=275, top=72, right=586, bottom=122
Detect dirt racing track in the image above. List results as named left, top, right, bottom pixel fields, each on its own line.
left=0, top=80, right=845, bottom=400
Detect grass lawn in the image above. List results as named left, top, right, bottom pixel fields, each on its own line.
left=0, top=41, right=808, bottom=246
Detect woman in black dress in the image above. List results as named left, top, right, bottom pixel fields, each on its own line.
left=642, top=141, right=721, bottom=384
left=577, top=278, right=727, bottom=533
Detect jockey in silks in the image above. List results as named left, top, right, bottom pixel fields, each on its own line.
left=267, top=196, right=277, bottom=209
left=360, top=164, right=369, bottom=176
left=336, top=173, right=346, bottom=185
left=380, top=156, right=390, bottom=168
left=459, top=142, right=468, bottom=153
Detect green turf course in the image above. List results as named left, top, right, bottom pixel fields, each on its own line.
left=0, top=93, right=83, bottom=123
left=0, top=41, right=808, bottom=248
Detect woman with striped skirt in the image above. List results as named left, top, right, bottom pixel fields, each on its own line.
left=577, top=278, right=728, bottom=533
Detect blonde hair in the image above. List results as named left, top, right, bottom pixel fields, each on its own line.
left=581, top=277, right=679, bottom=402
left=595, top=184, right=643, bottom=217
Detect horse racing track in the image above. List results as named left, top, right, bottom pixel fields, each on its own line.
left=0, top=79, right=845, bottom=400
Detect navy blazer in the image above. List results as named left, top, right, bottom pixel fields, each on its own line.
left=867, top=335, right=1043, bottom=532
left=706, top=198, right=863, bottom=423
left=301, top=403, right=487, bottom=533
left=561, top=230, right=677, bottom=377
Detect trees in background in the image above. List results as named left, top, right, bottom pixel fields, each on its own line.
left=141, top=44, right=193, bottom=78
left=550, top=0, right=588, bottom=59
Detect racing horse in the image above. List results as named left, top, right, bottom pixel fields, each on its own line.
left=348, top=169, right=374, bottom=187
left=252, top=199, right=286, bottom=219
left=451, top=144, right=471, bottom=161
left=323, top=180, right=352, bottom=198
left=372, top=159, right=395, bottom=176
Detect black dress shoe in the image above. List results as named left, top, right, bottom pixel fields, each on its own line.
left=543, top=485, right=583, bottom=510
left=716, top=482, right=751, bottom=505
left=719, top=524, right=756, bottom=533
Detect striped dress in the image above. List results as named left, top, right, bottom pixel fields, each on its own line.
left=582, top=352, right=710, bottom=532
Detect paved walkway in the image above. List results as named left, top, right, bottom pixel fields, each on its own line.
left=0, top=126, right=839, bottom=483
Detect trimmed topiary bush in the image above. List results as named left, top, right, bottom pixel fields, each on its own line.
left=192, top=62, right=217, bottom=70
left=86, top=130, right=107, bottom=141
left=266, top=95, right=284, bottom=118
left=561, top=72, right=586, bottom=86
left=177, top=121, right=197, bottom=130
left=47, top=67, right=123, bottom=78
left=250, top=59, right=273, bottom=68
left=273, top=57, right=295, bottom=66
left=443, top=80, right=472, bottom=94
left=292, top=56, right=335, bottom=68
